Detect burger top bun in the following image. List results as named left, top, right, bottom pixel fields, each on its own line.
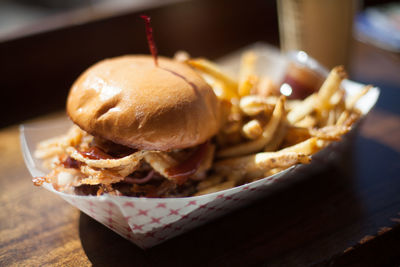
left=67, top=55, right=220, bottom=151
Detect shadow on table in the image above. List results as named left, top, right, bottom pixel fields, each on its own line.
left=78, top=133, right=400, bottom=266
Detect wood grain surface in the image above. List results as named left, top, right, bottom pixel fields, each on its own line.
left=0, top=122, right=90, bottom=266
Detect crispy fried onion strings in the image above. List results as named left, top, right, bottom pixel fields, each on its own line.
left=66, top=147, right=147, bottom=177
left=79, top=165, right=125, bottom=185
left=34, top=125, right=88, bottom=159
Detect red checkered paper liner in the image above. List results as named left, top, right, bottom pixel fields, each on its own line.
left=55, top=171, right=292, bottom=249
left=20, top=44, right=379, bottom=249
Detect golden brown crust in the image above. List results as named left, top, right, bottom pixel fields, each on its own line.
left=67, top=55, right=220, bottom=151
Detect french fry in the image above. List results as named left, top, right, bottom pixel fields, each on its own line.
left=317, top=110, right=330, bottom=127
left=316, top=66, right=347, bottom=112
left=222, top=116, right=242, bottom=134
left=284, top=125, right=350, bottom=146
left=239, top=75, right=258, bottom=97
left=342, top=110, right=362, bottom=127
left=217, top=96, right=285, bottom=158
left=330, top=90, right=345, bottom=106
left=294, top=115, right=317, bottom=128
left=264, top=121, right=288, bottom=152
left=217, top=134, right=267, bottom=158
left=242, top=119, right=263, bottom=139
left=238, top=51, right=257, bottom=96
left=215, top=151, right=311, bottom=179
left=322, top=90, right=345, bottom=126
left=286, top=99, right=302, bottom=111
left=336, top=110, right=349, bottom=126
left=239, top=95, right=276, bottom=116
left=253, top=76, right=277, bottom=97
left=309, top=125, right=351, bottom=140
left=187, top=58, right=238, bottom=99
left=326, top=109, right=336, bottom=126
left=334, top=102, right=345, bottom=123
left=279, top=137, right=320, bottom=155
left=316, top=139, right=331, bottom=150
left=336, top=84, right=368, bottom=127
left=221, top=98, right=242, bottom=134
left=287, top=93, right=317, bottom=123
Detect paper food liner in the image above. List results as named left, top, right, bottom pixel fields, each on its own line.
left=20, top=43, right=380, bottom=249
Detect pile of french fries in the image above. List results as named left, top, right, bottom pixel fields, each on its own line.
left=178, top=51, right=371, bottom=196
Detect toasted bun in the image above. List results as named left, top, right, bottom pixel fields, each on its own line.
left=67, top=55, right=220, bottom=151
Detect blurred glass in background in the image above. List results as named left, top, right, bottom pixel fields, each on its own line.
left=277, top=0, right=400, bottom=70
left=277, top=0, right=358, bottom=69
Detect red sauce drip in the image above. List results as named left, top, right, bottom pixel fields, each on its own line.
left=166, top=142, right=209, bottom=185
left=78, top=147, right=114, bottom=160
left=32, top=176, right=49, bottom=186
left=62, top=156, right=81, bottom=169
left=140, top=15, right=158, bottom=67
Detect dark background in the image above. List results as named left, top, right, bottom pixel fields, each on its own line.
left=0, top=0, right=397, bottom=128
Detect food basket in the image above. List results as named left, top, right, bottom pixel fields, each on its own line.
left=20, top=43, right=380, bottom=249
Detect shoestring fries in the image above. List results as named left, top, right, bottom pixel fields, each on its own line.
left=238, top=51, right=258, bottom=96
left=239, top=95, right=276, bottom=116
left=335, top=85, right=371, bottom=127
left=186, top=58, right=238, bottom=99
left=316, top=66, right=348, bottom=112
left=242, top=119, right=263, bottom=139
left=287, top=93, right=317, bottom=124
left=263, top=121, right=288, bottom=152
left=214, top=151, right=311, bottom=181
left=185, top=50, right=371, bottom=196
left=217, top=95, right=286, bottom=158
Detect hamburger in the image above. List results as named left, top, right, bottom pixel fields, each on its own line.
left=35, top=55, right=220, bottom=197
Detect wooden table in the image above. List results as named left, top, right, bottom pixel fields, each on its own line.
left=1, top=1, right=400, bottom=266
left=3, top=107, right=400, bottom=266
